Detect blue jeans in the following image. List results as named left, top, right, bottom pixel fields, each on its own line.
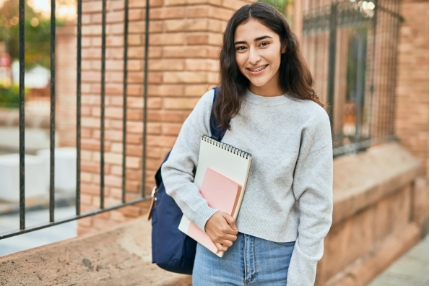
left=192, top=233, right=295, bottom=286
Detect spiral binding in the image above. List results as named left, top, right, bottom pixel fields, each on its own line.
left=202, top=135, right=252, bottom=159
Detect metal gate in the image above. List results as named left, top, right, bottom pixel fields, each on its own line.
left=0, top=0, right=150, bottom=240
left=301, top=0, right=403, bottom=156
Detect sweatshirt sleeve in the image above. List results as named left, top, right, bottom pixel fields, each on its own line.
left=161, top=89, right=218, bottom=232
left=287, top=110, right=333, bottom=286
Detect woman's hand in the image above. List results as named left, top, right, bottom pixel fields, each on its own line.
left=205, top=211, right=238, bottom=252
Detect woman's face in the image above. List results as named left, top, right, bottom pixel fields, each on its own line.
left=234, top=18, right=285, bottom=97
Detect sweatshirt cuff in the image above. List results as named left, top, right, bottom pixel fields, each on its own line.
left=193, top=204, right=218, bottom=232
left=287, top=240, right=320, bottom=286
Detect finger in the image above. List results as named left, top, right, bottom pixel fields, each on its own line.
left=215, top=243, right=228, bottom=252
left=220, top=239, right=233, bottom=247
left=225, top=227, right=239, bottom=235
left=222, top=213, right=237, bottom=230
left=213, top=231, right=236, bottom=241
left=221, top=225, right=238, bottom=235
left=219, top=233, right=237, bottom=242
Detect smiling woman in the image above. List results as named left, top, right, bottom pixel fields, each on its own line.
left=233, top=19, right=286, bottom=96
left=214, top=2, right=323, bottom=130
left=161, top=2, right=334, bottom=286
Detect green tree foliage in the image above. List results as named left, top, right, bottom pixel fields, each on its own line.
left=260, top=0, right=287, bottom=13
left=0, top=85, right=28, bottom=108
left=0, top=0, right=64, bottom=69
left=258, top=0, right=294, bottom=24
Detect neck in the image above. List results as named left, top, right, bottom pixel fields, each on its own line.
left=249, top=85, right=284, bottom=97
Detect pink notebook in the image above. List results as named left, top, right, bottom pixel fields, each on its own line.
left=178, top=168, right=242, bottom=256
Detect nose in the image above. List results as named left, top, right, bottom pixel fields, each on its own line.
left=248, top=47, right=261, bottom=65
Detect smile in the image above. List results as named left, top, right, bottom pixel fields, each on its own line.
left=247, top=65, right=268, bottom=73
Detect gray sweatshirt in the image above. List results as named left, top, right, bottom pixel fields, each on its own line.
left=161, top=88, right=333, bottom=286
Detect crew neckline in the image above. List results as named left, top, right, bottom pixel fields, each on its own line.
left=245, top=89, right=289, bottom=106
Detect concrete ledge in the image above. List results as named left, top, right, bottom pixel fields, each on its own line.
left=332, top=142, right=421, bottom=225
left=326, top=222, right=421, bottom=286
left=316, top=142, right=426, bottom=285
left=0, top=108, right=49, bottom=129
left=0, top=218, right=191, bottom=286
left=0, top=127, right=53, bottom=155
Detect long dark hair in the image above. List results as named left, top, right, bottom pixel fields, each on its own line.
left=215, top=2, right=324, bottom=130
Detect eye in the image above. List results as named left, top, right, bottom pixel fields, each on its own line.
left=235, top=46, right=247, bottom=52
left=259, top=41, right=270, bottom=47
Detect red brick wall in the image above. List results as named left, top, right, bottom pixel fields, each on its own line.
left=78, top=0, right=254, bottom=235
left=75, top=0, right=428, bottom=234
left=56, top=24, right=77, bottom=147
left=395, top=0, right=429, bottom=178
left=78, top=0, right=155, bottom=234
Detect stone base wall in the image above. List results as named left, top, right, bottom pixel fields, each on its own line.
left=0, top=216, right=191, bottom=286
left=316, top=143, right=426, bottom=285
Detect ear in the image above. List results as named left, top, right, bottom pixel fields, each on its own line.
left=281, top=40, right=287, bottom=54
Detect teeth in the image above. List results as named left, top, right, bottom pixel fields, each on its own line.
left=249, top=65, right=267, bottom=72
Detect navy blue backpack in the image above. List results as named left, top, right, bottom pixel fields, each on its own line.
left=148, top=87, right=226, bottom=274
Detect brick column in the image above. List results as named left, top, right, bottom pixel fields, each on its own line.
left=56, top=23, right=77, bottom=147
left=395, top=0, right=429, bottom=178
left=78, top=0, right=254, bottom=235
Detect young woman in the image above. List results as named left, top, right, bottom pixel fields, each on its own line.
left=162, top=2, right=333, bottom=285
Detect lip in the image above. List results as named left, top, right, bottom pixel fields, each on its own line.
left=246, top=64, right=268, bottom=75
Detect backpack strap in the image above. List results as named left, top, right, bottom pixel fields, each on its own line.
left=155, top=87, right=226, bottom=188
left=150, top=87, right=227, bottom=218
left=210, top=87, right=228, bottom=141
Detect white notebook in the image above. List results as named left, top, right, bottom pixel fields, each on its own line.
left=178, top=135, right=253, bottom=257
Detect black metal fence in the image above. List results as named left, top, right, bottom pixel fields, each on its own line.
left=301, top=0, right=403, bottom=156
left=0, top=0, right=150, bottom=240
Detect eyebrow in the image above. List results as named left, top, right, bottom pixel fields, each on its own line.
left=234, top=35, right=272, bottom=45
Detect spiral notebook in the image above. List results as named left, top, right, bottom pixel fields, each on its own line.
left=178, top=135, right=253, bottom=257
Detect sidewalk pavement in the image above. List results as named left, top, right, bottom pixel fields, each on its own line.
left=0, top=206, right=77, bottom=256
left=369, top=235, right=429, bottom=286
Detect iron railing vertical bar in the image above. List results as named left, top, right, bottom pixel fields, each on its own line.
left=385, top=1, right=393, bottom=137
left=388, top=0, right=400, bottom=136
left=386, top=0, right=393, bottom=136
left=393, top=0, right=401, bottom=134
left=100, top=0, right=107, bottom=209
left=141, top=0, right=150, bottom=198
left=312, top=13, right=318, bottom=93
left=354, top=28, right=365, bottom=140
left=326, top=3, right=337, bottom=126
left=49, top=0, right=56, bottom=223
left=375, top=0, right=384, bottom=138
left=382, top=0, right=391, bottom=137
left=19, top=0, right=25, bottom=230
left=387, top=2, right=393, bottom=137
left=312, top=33, right=318, bottom=80
left=323, top=9, right=329, bottom=105
left=378, top=1, right=386, bottom=137
left=368, top=0, right=378, bottom=140
left=76, top=0, right=82, bottom=216
left=122, top=0, right=129, bottom=204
